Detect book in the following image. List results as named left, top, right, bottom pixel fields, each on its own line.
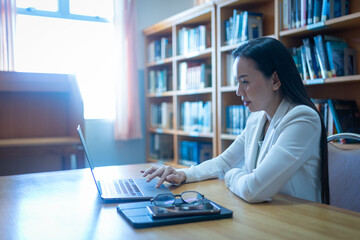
left=321, top=0, right=329, bottom=22
left=181, top=101, right=212, bottom=133
left=245, top=12, right=263, bottom=40
left=226, top=53, right=235, bottom=86
left=178, top=62, right=211, bottom=91
left=327, top=99, right=360, bottom=134
left=313, top=35, right=332, bottom=78
left=149, top=133, right=173, bottom=161
left=325, top=40, right=348, bottom=76
left=224, top=10, right=263, bottom=44
left=307, top=0, right=314, bottom=24
left=302, top=38, right=317, bottom=79
left=179, top=140, right=213, bottom=166
left=300, top=0, right=307, bottom=26
left=226, top=105, right=249, bottom=135
left=300, top=45, right=310, bottom=80
left=344, top=48, right=357, bottom=76
left=295, top=0, right=301, bottom=28
left=313, top=0, right=322, bottom=23
left=282, top=0, right=290, bottom=30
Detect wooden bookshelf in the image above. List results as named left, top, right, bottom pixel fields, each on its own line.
left=215, top=0, right=360, bottom=154
left=143, top=2, right=217, bottom=167
left=0, top=71, right=84, bottom=175
left=144, top=0, right=360, bottom=162
left=216, top=0, right=275, bottom=153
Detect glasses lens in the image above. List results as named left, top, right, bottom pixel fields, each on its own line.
left=181, top=191, right=202, bottom=204
left=153, top=194, right=175, bottom=206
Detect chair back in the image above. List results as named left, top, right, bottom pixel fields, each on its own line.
left=327, top=133, right=360, bottom=212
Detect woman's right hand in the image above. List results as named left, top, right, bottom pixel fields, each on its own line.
left=141, top=165, right=186, bottom=188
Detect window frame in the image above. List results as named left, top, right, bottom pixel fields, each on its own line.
left=17, top=0, right=110, bottom=23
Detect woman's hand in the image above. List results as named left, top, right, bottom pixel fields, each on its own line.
left=141, top=165, right=186, bottom=188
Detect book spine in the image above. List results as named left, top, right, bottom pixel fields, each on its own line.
left=307, top=0, right=314, bottom=24
left=327, top=99, right=343, bottom=133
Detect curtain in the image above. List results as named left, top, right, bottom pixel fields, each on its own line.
left=113, top=0, right=142, bottom=140
left=0, top=0, right=16, bottom=71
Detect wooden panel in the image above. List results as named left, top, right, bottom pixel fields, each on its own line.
left=0, top=92, right=69, bottom=138
left=0, top=71, right=84, bottom=175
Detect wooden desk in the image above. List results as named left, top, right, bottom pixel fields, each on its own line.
left=0, top=163, right=359, bottom=240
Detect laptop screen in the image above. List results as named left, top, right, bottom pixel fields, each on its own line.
left=77, top=125, right=102, bottom=194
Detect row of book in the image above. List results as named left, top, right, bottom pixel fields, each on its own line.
left=313, top=99, right=360, bottom=137
left=281, top=0, right=349, bottom=30
left=224, top=10, right=263, bottom=45
left=177, top=25, right=211, bottom=55
left=147, top=37, right=172, bottom=63
left=181, top=101, right=212, bottom=133
left=179, top=140, right=212, bottom=167
left=150, top=102, right=173, bottom=129
left=178, top=62, right=212, bottom=91
left=225, top=53, right=235, bottom=86
left=226, top=105, right=251, bottom=135
left=149, top=133, right=173, bottom=161
left=291, top=35, right=356, bottom=81
left=148, top=68, right=172, bottom=93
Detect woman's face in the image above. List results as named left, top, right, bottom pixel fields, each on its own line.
left=233, top=56, right=282, bottom=117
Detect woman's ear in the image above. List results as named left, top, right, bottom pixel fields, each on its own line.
left=272, top=71, right=281, bottom=90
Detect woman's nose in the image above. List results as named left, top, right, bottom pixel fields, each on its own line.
left=236, top=83, right=244, bottom=96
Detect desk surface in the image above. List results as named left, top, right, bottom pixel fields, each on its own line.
left=1, top=163, right=359, bottom=240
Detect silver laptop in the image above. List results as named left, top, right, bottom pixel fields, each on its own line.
left=77, top=125, right=171, bottom=201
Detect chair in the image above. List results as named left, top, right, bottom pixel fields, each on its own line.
left=327, top=133, right=360, bottom=212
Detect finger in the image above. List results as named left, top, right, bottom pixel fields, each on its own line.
left=142, top=166, right=158, bottom=177
left=146, top=165, right=165, bottom=182
left=156, top=166, right=174, bottom=188
left=166, top=171, right=185, bottom=184
left=165, top=174, right=178, bottom=184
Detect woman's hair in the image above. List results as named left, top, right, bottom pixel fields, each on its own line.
left=232, top=37, right=329, bottom=204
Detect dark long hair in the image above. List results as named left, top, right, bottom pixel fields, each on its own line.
left=232, top=37, right=329, bottom=204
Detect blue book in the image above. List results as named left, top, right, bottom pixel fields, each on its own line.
left=313, top=0, right=322, bottom=23
left=198, top=142, right=212, bottom=163
left=328, top=99, right=342, bottom=133
left=307, top=0, right=314, bottom=24
left=321, top=0, right=329, bottom=21
left=325, top=40, right=348, bottom=76
left=313, top=35, right=332, bottom=78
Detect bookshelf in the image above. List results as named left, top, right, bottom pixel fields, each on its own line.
left=215, top=0, right=360, bottom=154
left=144, top=0, right=360, bottom=164
left=216, top=0, right=275, bottom=153
left=144, top=2, right=217, bottom=167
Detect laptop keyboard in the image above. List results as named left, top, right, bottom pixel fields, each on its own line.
left=104, top=179, right=143, bottom=197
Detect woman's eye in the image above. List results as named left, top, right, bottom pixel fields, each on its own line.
left=241, top=80, right=248, bottom=84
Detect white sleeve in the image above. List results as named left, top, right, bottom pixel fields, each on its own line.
left=224, top=108, right=321, bottom=203
left=180, top=130, right=246, bottom=183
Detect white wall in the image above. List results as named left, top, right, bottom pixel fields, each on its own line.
left=136, top=0, right=194, bottom=69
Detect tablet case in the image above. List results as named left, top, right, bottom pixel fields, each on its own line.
left=117, top=198, right=233, bottom=229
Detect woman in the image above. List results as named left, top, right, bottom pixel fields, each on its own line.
left=142, top=37, right=329, bottom=204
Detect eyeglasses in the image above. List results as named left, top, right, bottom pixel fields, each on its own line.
left=150, top=191, right=204, bottom=206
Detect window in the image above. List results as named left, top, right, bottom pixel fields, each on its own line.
left=15, top=0, right=116, bottom=119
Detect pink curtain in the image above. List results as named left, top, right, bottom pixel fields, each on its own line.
left=113, top=0, right=142, bottom=140
left=0, top=0, right=16, bottom=71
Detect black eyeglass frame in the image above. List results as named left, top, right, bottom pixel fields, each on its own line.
left=150, top=191, right=205, bottom=206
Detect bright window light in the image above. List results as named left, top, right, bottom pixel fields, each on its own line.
left=15, top=14, right=116, bottom=119
left=70, top=0, right=114, bottom=19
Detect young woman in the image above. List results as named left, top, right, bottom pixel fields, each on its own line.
left=142, top=37, right=329, bottom=204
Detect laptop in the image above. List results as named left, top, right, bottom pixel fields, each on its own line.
left=77, top=125, right=172, bottom=201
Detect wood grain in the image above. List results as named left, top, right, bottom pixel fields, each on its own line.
left=0, top=163, right=359, bottom=240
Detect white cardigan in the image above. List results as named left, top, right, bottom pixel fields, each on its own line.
left=181, top=99, right=322, bottom=203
